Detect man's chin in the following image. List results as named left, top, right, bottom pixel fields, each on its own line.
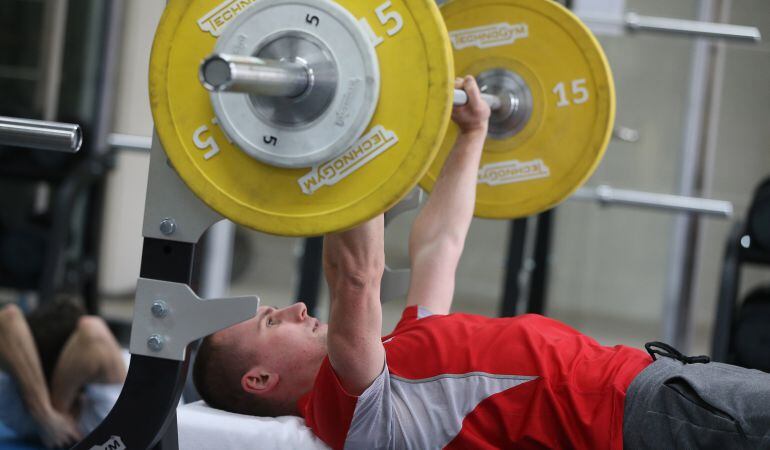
left=315, top=326, right=329, bottom=346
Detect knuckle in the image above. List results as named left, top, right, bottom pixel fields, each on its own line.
left=77, top=315, right=110, bottom=337
left=0, top=303, right=22, bottom=320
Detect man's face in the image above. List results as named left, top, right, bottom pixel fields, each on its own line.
left=220, top=302, right=328, bottom=377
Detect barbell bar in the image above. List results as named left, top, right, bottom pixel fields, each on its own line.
left=201, top=54, right=311, bottom=98
left=200, top=53, right=508, bottom=112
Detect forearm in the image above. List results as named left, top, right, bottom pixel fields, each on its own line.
left=324, top=232, right=384, bottom=339
left=404, top=76, right=489, bottom=315
left=327, top=274, right=383, bottom=346
left=0, top=306, right=54, bottom=420
left=323, top=216, right=386, bottom=394
left=323, top=216, right=385, bottom=287
left=411, top=130, right=486, bottom=251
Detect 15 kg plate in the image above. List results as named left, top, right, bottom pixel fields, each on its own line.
left=150, top=0, right=454, bottom=236
left=421, top=0, right=616, bottom=219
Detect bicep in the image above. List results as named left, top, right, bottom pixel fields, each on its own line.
left=406, top=240, right=462, bottom=315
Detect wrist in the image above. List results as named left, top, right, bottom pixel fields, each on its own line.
left=29, top=402, right=54, bottom=422
left=458, top=126, right=488, bottom=139
left=457, top=127, right=488, bottom=149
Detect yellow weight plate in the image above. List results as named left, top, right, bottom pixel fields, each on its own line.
left=150, top=0, right=454, bottom=236
left=421, top=0, right=616, bottom=219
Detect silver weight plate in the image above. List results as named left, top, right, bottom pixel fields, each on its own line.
left=210, top=0, right=381, bottom=168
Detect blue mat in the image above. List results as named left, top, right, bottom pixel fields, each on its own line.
left=0, top=442, right=47, bottom=450
left=0, top=423, right=47, bottom=450
left=0, top=423, right=14, bottom=440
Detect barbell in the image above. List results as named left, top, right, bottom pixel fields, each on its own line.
left=199, top=55, right=509, bottom=114
left=149, top=0, right=614, bottom=236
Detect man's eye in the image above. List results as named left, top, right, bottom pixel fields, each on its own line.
left=267, top=318, right=274, bottom=327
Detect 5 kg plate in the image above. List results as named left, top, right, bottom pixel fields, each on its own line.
left=150, top=0, right=454, bottom=236
left=210, top=0, right=380, bottom=168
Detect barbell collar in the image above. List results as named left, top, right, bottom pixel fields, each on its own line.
left=201, top=53, right=510, bottom=113
left=200, top=53, right=311, bottom=98
left=0, top=116, right=82, bottom=153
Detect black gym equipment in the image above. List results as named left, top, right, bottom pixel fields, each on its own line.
left=500, top=210, right=555, bottom=317
left=747, top=179, right=770, bottom=254
left=731, top=286, right=770, bottom=372
left=295, top=237, right=324, bottom=316
left=72, top=238, right=201, bottom=450
left=712, top=177, right=770, bottom=370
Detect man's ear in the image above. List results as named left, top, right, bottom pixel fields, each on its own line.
left=242, top=367, right=279, bottom=395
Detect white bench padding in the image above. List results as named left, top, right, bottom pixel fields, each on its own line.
left=178, top=401, right=330, bottom=450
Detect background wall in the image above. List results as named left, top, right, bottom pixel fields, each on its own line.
left=98, top=0, right=163, bottom=295
left=98, top=0, right=770, bottom=353
left=548, top=0, right=770, bottom=351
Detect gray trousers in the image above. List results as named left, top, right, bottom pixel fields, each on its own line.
left=623, top=356, right=770, bottom=449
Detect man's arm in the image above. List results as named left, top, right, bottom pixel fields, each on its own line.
left=406, top=76, right=491, bottom=315
left=0, top=304, right=81, bottom=447
left=323, top=215, right=386, bottom=395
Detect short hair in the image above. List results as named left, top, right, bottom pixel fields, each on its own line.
left=193, top=334, right=276, bottom=416
left=26, top=298, right=85, bottom=383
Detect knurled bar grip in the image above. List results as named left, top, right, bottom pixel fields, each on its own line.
left=452, top=90, right=504, bottom=110
left=0, top=116, right=82, bottom=153
left=200, top=53, right=506, bottom=111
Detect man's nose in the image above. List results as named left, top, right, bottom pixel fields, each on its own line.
left=278, top=302, right=307, bottom=322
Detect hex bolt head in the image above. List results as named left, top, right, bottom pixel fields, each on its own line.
left=159, top=218, right=177, bottom=236
left=151, top=300, right=169, bottom=318
left=147, top=335, right=164, bottom=352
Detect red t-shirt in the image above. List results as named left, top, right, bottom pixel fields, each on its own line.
left=299, top=307, right=651, bottom=449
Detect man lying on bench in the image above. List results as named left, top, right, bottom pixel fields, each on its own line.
left=192, top=76, right=770, bottom=450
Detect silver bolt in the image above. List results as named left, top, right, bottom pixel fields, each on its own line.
left=151, top=300, right=169, bottom=318
left=147, top=335, right=164, bottom=352
left=159, top=218, right=177, bottom=236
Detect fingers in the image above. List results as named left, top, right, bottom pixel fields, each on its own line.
left=452, top=75, right=491, bottom=133
left=70, top=424, right=83, bottom=441
left=57, top=428, right=81, bottom=448
left=455, top=75, right=483, bottom=106
left=462, top=75, right=482, bottom=104
left=39, top=411, right=82, bottom=448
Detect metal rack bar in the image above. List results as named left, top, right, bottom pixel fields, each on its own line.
left=38, top=0, right=70, bottom=120
left=625, top=13, right=762, bottom=42
left=500, top=219, right=528, bottom=317
left=571, top=185, right=734, bottom=218
left=108, top=133, right=153, bottom=152
left=0, top=116, right=82, bottom=153
left=580, top=12, right=762, bottom=42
